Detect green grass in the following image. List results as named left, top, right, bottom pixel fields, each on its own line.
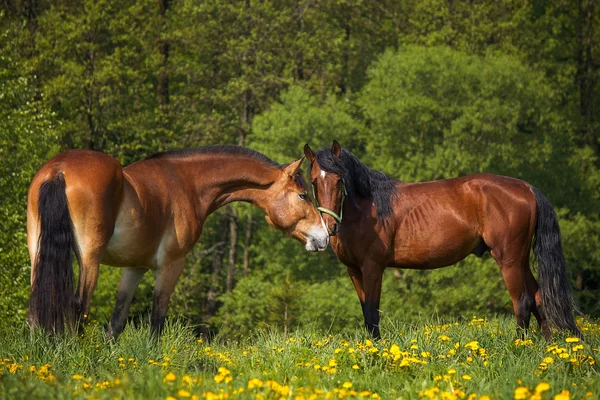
left=0, top=316, right=598, bottom=399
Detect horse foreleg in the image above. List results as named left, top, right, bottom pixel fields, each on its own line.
left=107, top=267, right=148, bottom=340
left=347, top=266, right=366, bottom=319
left=151, top=257, right=185, bottom=336
left=361, top=264, right=383, bottom=339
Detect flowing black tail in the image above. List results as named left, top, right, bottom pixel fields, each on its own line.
left=532, top=187, right=582, bottom=338
left=28, top=173, right=77, bottom=334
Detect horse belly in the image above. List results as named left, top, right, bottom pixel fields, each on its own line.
left=103, top=207, right=158, bottom=268
left=394, top=225, right=480, bottom=270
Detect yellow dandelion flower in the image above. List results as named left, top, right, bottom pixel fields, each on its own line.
left=448, top=368, right=456, bottom=374
left=248, top=378, right=263, bottom=389
left=352, top=364, right=360, bottom=370
left=343, top=382, right=353, bottom=389
left=462, top=374, right=472, bottom=380
left=514, top=386, right=530, bottom=400
left=72, top=374, right=84, bottom=380
left=565, top=337, right=579, bottom=343
left=535, top=382, right=551, bottom=393
left=465, top=341, right=479, bottom=350
left=166, top=397, right=177, bottom=400
left=178, top=389, right=191, bottom=397
left=164, top=372, right=176, bottom=382
left=554, top=390, right=571, bottom=400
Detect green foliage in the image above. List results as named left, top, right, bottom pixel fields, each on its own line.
left=0, top=0, right=599, bottom=341
left=251, top=86, right=364, bottom=162
left=358, top=46, right=554, bottom=179
left=0, top=17, right=59, bottom=323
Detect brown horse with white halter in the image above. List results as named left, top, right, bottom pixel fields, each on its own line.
left=27, top=146, right=329, bottom=337
left=305, top=141, right=581, bottom=340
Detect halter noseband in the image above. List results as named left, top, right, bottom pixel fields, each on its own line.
left=312, top=179, right=347, bottom=224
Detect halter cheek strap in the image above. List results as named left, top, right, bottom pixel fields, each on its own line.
left=312, top=181, right=347, bottom=224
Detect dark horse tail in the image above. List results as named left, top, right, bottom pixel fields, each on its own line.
left=28, top=173, right=77, bottom=334
left=532, top=187, right=582, bottom=338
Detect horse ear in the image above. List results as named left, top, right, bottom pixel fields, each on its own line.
left=303, top=144, right=315, bottom=163
left=284, top=157, right=304, bottom=177
left=332, top=140, right=341, bottom=158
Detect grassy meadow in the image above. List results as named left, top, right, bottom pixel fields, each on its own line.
left=0, top=316, right=598, bottom=400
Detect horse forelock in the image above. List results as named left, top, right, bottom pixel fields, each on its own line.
left=313, top=148, right=396, bottom=223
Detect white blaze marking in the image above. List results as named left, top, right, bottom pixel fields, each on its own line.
left=320, top=170, right=326, bottom=178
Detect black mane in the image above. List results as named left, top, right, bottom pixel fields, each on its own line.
left=145, top=145, right=281, bottom=168
left=313, top=148, right=396, bottom=223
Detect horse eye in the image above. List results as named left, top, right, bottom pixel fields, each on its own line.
left=298, top=193, right=308, bottom=201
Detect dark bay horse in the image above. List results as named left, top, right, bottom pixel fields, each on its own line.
left=27, top=146, right=329, bottom=336
left=304, top=141, right=581, bottom=340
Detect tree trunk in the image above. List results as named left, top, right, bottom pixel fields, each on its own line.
left=576, top=0, right=598, bottom=154
left=242, top=214, right=253, bottom=276
left=205, top=216, right=229, bottom=317
left=226, top=208, right=238, bottom=292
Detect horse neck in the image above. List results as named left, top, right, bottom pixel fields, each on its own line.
left=180, top=155, right=282, bottom=215
left=344, top=193, right=375, bottom=222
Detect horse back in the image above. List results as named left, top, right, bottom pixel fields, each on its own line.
left=389, top=173, right=536, bottom=269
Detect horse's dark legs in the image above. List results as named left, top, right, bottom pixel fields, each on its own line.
left=74, top=248, right=107, bottom=332
left=347, top=266, right=365, bottom=312
left=362, top=265, right=383, bottom=339
left=150, top=257, right=185, bottom=336
left=525, top=268, right=552, bottom=340
left=493, top=249, right=535, bottom=336
left=107, top=267, right=148, bottom=339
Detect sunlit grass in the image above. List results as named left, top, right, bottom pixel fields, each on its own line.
left=1, top=316, right=598, bottom=399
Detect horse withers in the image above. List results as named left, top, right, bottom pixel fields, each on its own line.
left=304, top=141, right=581, bottom=340
left=27, top=146, right=329, bottom=337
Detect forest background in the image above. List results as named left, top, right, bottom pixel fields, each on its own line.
left=1, top=0, right=599, bottom=339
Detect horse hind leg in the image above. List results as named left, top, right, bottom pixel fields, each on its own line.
left=70, top=195, right=119, bottom=327
left=525, top=268, right=552, bottom=340
left=73, top=238, right=109, bottom=328
left=491, top=244, right=535, bottom=336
